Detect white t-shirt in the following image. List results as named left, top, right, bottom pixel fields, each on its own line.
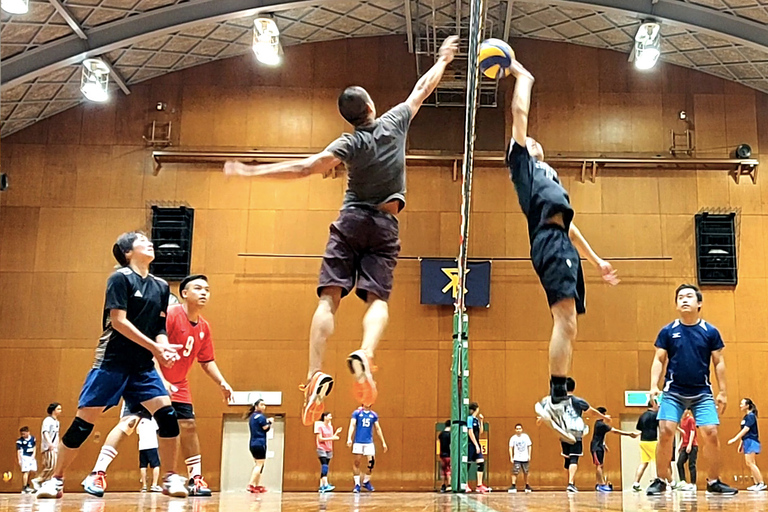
left=137, top=418, right=159, bottom=451
left=509, top=433, right=532, bottom=462
left=41, top=416, right=60, bottom=451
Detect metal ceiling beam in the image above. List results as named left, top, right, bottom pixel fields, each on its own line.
left=1, top=0, right=345, bottom=90
left=404, top=0, right=414, bottom=53
left=49, top=0, right=87, bottom=40
left=502, top=1, right=513, bottom=42
left=101, top=58, right=131, bottom=96
left=531, top=0, right=768, bottom=53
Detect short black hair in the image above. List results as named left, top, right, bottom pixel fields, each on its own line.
left=515, top=423, right=523, bottom=428
left=180, top=274, right=209, bottom=294
left=112, top=231, right=144, bottom=266
left=338, top=86, right=372, bottom=126
left=320, top=412, right=329, bottom=421
left=20, top=426, right=29, bottom=433
left=468, top=402, right=479, bottom=412
left=597, top=407, right=607, bottom=414
left=47, top=402, right=60, bottom=415
left=675, top=283, right=703, bottom=310
left=444, top=420, right=451, bottom=427
left=566, top=377, right=576, bottom=392
left=648, top=398, right=656, bottom=408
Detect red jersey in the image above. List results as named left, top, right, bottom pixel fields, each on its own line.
left=680, top=415, right=698, bottom=448
left=160, top=304, right=215, bottom=404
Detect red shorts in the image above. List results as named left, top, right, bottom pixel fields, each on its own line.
left=440, top=456, right=451, bottom=477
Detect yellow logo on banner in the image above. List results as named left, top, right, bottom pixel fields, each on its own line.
left=479, top=438, right=488, bottom=456
left=441, top=267, right=469, bottom=298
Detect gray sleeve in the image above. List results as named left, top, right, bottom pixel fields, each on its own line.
left=382, top=102, right=412, bottom=134
left=325, top=134, right=354, bottom=162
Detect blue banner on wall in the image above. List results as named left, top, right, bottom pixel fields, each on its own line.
left=420, top=259, right=491, bottom=308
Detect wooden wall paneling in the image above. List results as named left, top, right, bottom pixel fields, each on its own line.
left=174, top=167, right=212, bottom=209
left=660, top=214, right=696, bottom=279
left=401, top=350, right=438, bottom=417
left=192, top=209, right=248, bottom=274
left=635, top=282, right=676, bottom=343
left=73, top=145, right=114, bottom=208
left=212, top=88, right=250, bottom=148
left=4, top=144, right=44, bottom=207
left=63, top=272, right=109, bottom=341
left=41, top=144, right=79, bottom=208
left=179, top=85, right=216, bottom=146
left=629, top=93, right=664, bottom=152
left=738, top=215, right=766, bottom=278
left=566, top=45, right=600, bottom=93
left=400, top=417, right=442, bottom=487
left=472, top=168, right=514, bottom=214
left=0, top=273, right=34, bottom=340
left=505, top=347, right=547, bottom=415
left=693, top=94, right=726, bottom=155
left=733, top=278, right=768, bottom=342
left=80, top=102, right=117, bottom=147
left=114, top=84, right=150, bottom=145
left=46, top=106, right=83, bottom=146
left=407, top=167, right=455, bottom=213
left=0, top=348, right=25, bottom=416
left=208, top=170, right=252, bottom=210
left=699, top=289, right=736, bottom=343
left=0, top=206, right=39, bottom=271
left=27, top=272, right=69, bottom=339
left=398, top=211, right=441, bottom=257
left=469, top=349, right=506, bottom=418
left=504, top=280, right=551, bottom=342
left=597, top=49, right=629, bottom=94
left=310, top=88, right=349, bottom=149
left=535, top=92, right=572, bottom=153
left=599, top=93, right=632, bottom=153
left=468, top=212, right=506, bottom=258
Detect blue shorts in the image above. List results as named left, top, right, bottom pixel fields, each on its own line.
left=658, top=392, right=719, bottom=426
left=78, top=367, right=168, bottom=411
left=468, top=443, right=484, bottom=462
left=744, top=438, right=761, bottom=455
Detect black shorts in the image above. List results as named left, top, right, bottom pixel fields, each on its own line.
left=561, top=440, right=583, bottom=468
left=468, top=443, right=484, bottom=462
left=531, top=225, right=585, bottom=315
left=139, top=448, right=160, bottom=468
left=172, top=401, right=195, bottom=420
left=250, top=444, right=267, bottom=460
left=591, top=448, right=605, bottom=466
left=318, top=207, right=400, bottom=302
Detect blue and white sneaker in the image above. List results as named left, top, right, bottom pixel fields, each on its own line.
left=363, top=481, right=374, bottom=492
left=353, top=484, right=361, bottom=493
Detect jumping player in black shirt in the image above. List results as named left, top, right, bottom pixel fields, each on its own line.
left=37, top=232, right=186, bottom=499
left=505, top=59, right=619, bottom=444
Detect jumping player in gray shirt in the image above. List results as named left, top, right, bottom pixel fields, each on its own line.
left=225, top=35, right=459, bottom=426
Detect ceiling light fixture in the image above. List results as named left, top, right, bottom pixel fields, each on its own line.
left=634, top=22, right=661, bottom=71
left=253, top=17, right=281, bottom=66
left=1, top=0, right=29, bottom=14
left=80, top=58, right=111, bottom=102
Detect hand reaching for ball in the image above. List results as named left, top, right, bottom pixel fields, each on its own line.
left=439, top=36, right=459, bottom=64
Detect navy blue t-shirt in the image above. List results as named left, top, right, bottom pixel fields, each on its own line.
left=655, top=319, right=724, bottom=397
left=506, top=140, right=574, bottom=240
left=742, top=412, right=759, bottom=442
left=249, top=413, right=270, bottom=446
left=16, top=436, right=35, bottom=457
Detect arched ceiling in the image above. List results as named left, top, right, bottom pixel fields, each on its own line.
left=1, top=0, right=767, bottom=137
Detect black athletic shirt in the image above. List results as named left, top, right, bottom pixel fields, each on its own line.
left=438, top=429, right=451, bottom=457
left=590, top=420, right=612, bottom=452
left=93, top=267, right=170, bottom=372
left=636, top=410, right=659, bottom=442
left=506, top=140, right=574, bottom=240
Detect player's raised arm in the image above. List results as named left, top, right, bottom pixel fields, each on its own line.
left=508, top=59, right=534, bottom=145
left=224, top=151, right=340, bottom=179
left=405, top=36, right=458, bottom=117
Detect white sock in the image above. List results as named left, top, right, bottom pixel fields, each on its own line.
left=93, top=446, right=118, bottom=473
left=354, top=476, right=360, bottom=485
left=363, top=475, right=370, bottom=484
left=185, top=455, right=202, bottom=479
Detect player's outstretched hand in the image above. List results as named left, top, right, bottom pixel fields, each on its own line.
left=598, top=259, right=620, bottom=285
left=382, top=443, right=389, bottom=453
left=154, top=343, right=183, bottom=368
left=223, top=161, right=246, bottom=176
left=727, top=438, right=737, bottom=445
left=220, top=381, right=234, bottom=403
left=439, top=36, right=459, bottom=64
left=335, top=427, right=343, bottom=435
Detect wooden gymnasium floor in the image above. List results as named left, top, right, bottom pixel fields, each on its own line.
left=2, top=491, right=767, bottom=512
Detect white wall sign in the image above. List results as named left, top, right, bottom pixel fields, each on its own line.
left=229, top=391, right=282, bottom=406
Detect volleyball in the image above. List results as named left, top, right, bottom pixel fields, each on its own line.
left=478, top=38, right=515, bottom=79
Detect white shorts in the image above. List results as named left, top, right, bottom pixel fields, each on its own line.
left=21, top=456, right=37, bottom=473
left=352, top=443, right=375, bottom=457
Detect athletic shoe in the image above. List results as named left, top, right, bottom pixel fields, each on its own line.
left=476, top=484, right=490, bottom=494
left=323, top=484, right=335, bottom=492
left=299, top=371, right=334, bottom=426
left=150, top=485, right=163, bottom=493
left=347, top=350, right=378, bottom=405
left=163, top=473, right=189, bottom=498
left=247, top=485, right=258, bottom=493
left=706, top=479, right=737, bottom=495
left=632, top=483, right=642, bottom=492
left=566, top=484, right=578, bottom=493
left=254, top=486, right=267, bottom=493
left=747, top=484, right=760, bottom=491
left=525, top=485, right=532, bottom=493
left=82, top=471, right=107, bottom=498
left=140, top=486, right=147, bottom=493
left=596, top=484, right=612, bottom=493
left=188, top=476, right=212, bottom=497
left=508, top=488, right=517, bottom=493
left=671, top=480, right=685, bottom=491
left=36, top=478, right=63, bottom=499
left=353, top=484, right=361, bottom=493
left=682, top=483, right=697, bottom=492
left=363, top=481, right=375, bottom=492
left=440, top=485, right=447, bottom=493
left=757, top=483, right=768, bottom=491
left=646, top=478, right=667, bottom=496
left=534, top=396, right=576, bottom=444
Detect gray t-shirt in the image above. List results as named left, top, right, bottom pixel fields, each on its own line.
left=325, top=103, right=412, bottom=211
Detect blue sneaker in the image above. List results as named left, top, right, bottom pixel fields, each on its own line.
left=363, top=481, right=374, bottom=492
left=324, top=484, right=335, bottom=492
left=597, top=484, right=612, bottom=493
left=353, top=484, right=361, bottom=493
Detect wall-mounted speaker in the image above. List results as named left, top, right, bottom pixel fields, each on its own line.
left=695, top=212, right=737, bottom=286
left=149, top=205, right=194, bottom=280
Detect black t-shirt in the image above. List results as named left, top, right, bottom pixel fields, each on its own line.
left=438, top=430, right=451, bottom=457
left=636, top=410, right=659, bottom=442
left=94, top=267, right=170, bottom=372
left=506, top=140, right=574, bottom=240
left=590, top=420, right=612, bottom=452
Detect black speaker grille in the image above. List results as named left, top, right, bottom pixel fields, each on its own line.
left=695, top=212, right=737, bottom=286
left=149, top=206, right=194, bottom=280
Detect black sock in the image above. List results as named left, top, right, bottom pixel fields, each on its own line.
left=550, top=376, right=568, bottom=402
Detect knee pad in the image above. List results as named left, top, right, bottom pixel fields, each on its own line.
left=153, top=406, right=179, bottom=438
left=368, top=457, right=375, bottom=472
left=62, top=417, right=94, bottom=449
left=321, top=464, right=329, bottom=477
left=477, top=461, right=485, bottom=473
